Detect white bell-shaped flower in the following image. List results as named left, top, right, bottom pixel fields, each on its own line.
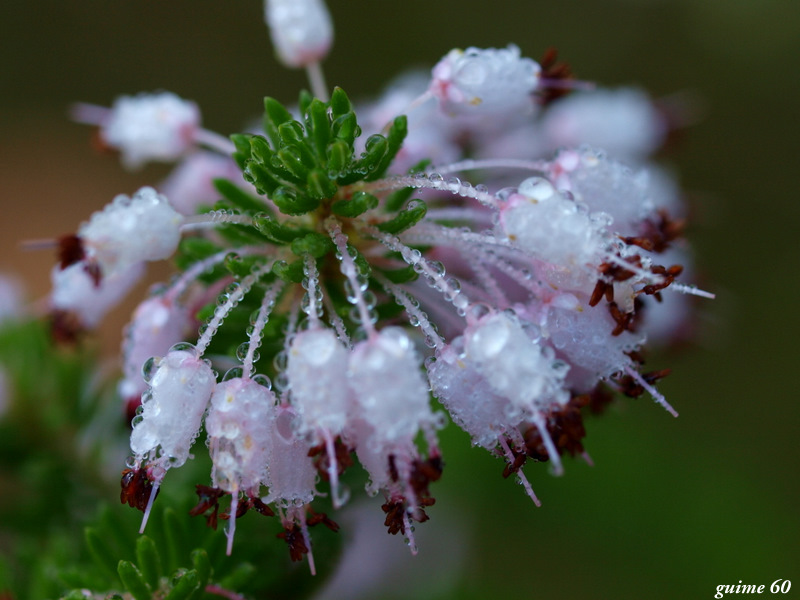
left=431, top=45, right=540, bottom=116
left=102, top=92, right=200, bottom=169
left=130, top=345, right=216, bottom=471
left=79, top=187, right=184, bottom=276
left=264, top=0, right=333, bottom=68
left=206, top=377, right=276, bottom=494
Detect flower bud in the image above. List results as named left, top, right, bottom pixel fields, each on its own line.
left=264, top=0, right=333, bottom=68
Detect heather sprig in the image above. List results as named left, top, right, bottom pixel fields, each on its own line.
left=38, top=0, right=713, bottom=591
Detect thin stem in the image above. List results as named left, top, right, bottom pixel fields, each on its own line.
left=195, top=261, right=275, bottom=357
left=242, top=281, right=284, bottom=379
left=181, top=211, right=255, bottom=231
left=305, top=61, right=329, bottom=102
left=193, top=128, right=237, bottom=155
left=429, top=157, right=550, bottom=175
left=326, top=218, right=377, bottom=339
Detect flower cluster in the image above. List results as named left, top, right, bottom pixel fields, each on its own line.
left=50, top=0, right=710, bottom=574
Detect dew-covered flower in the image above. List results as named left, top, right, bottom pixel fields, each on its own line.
left=99, top=92, right=200, bottom=169
left=264, top=0, right=333, bottom=68
left=430, top=45, right=540, bottom=116
left=53, top=0, right=711, bottom=573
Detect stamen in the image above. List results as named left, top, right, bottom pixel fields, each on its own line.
left=139, top=480, right=160, bottom=534
left=532, top=415, right=564, bottom=476
left=623, top=365, right=679, bottom=417
left=498, top=436, right=541, bottom=507
left=226, top=493, right=238, bottom=556
left=669, top=282, right=716, bottom=299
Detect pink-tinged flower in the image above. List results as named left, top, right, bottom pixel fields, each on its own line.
left=431, top=45, right=541, bottom=116
left=264, top=0, right=333, bottom=68
left=50, top=261, right=144, bottom=329
left=542, top=87, right=667, bottom=158
left=118, top=295, right=193, bottom=407
left=78, top=187, right=183, bottom=277
left=100, top=92, right=201, bottom=169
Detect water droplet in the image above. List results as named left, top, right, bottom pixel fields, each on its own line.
left=141, top=356, right=159, bottom=382
left=223, top=366, right=244, bottom=381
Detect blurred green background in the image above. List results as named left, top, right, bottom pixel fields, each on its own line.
left=1, top=1, right=798, bottom=598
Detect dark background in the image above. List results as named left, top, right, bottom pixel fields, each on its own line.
left=1, top=1, right=798, bottom=598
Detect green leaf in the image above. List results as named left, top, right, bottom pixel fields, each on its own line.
left=379, top=264, right=419, bottom=283
left=331, top=112, right=359, bottom=148
left=365, top=115, right=408, bottom=181
left=118, top=560, right=152, bottom=600
left=306, top=169, right=338, bottom=200
left=213, top=178, right=270, bottom=215
left=165, top=569, right=200, bottom=600
left=218, top=562, right=257, bottom=590
left=230, top=133, right=252, bottom=169
left=326, top=139, right=350, bottom=176
left=276, top=147, right=311, bottom=180
left=376, top=200, right=428, bottom=234
left=331, top=191, right=379, bottom=217
left=277, top=120, right=305, bottom=145
left=385, top=186, right=415, bottom=212
left=290, top=232, right=334, bottom=258
left=263, top=97, right=294, bottom=147
left=272, top=259, right=305, bottom=283
left=298, top=89, right=313, bottom=117
left=85, top=527, right=119, bottom=581
left=187, top=550, right=211, bottom=600
left=353, top=134, right=388, bottom=177
left=330, top=86, right=352, bottom=119
left=252, top=213, right=308, bottom=244
left=307, top=98, right=330, bottom=157
left=225, top=253, right=266, bottom=278
left=271, top=187, right=320, bottom=216
left=179, top=237, right=222, bottom=261
left=163, top=508, right=185, bottom=575
left=135, top=536, right=162, bottom=592
left=243, top=160, right=282, bottom=196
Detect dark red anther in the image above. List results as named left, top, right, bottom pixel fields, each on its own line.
left=277, top=523, right=308, bottom=562
left=120, top=467, right=158, bottom=512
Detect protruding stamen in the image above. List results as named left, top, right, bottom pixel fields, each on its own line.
left=498, top=436, right=541, bottom=507
left=226, top=493, right=238, bottom=556
left=532, top=415, right=564, bottom=476
left=623, top=365, right=679, bottom=418
left=139, top=480, right=160, bottom=534
left=669, top=282, right=716, bottom=299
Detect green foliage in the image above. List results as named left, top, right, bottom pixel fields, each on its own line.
left=377, top=199, right=428, bottom=234
left=239, top=87, right=407, bottom=216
